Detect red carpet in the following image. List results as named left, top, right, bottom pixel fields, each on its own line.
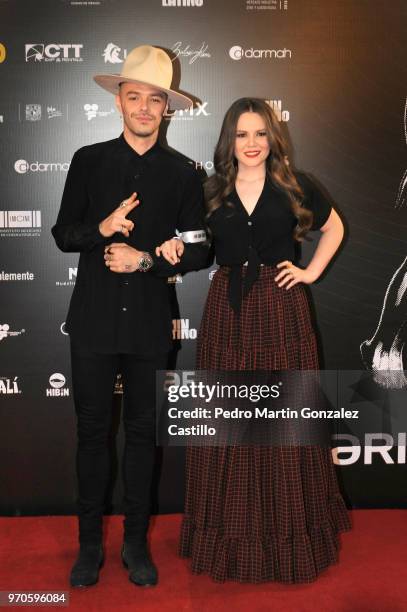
left=0, top=511, right=406, bottom=612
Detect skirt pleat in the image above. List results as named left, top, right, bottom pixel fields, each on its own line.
left=179, top=266, right=351, bottom=583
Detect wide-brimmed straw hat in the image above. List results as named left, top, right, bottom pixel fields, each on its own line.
left=93, top=44, right=192, bottom=111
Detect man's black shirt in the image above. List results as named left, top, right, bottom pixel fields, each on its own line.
left=52, top=134, right=207, bottom=355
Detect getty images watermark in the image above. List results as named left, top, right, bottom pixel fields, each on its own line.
left=155, top=370, right=407, bottom=447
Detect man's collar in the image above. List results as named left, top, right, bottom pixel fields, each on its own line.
left=117, top=133, right=161, bottom=159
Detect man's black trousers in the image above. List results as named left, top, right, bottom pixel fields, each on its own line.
left=70, top=340, right=168, bottom=544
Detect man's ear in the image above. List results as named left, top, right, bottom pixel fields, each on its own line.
left=115, top=93, right=122, bottom=116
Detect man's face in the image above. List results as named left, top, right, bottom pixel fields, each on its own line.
left=116, top=81, right=168, bottom=139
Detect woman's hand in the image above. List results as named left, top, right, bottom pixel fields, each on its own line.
left=155, top=238, right=185, bottom=265
left=275, top=260, right=318, bottom=289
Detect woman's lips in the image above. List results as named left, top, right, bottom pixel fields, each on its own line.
left=244, top=151, right=260, bottom=157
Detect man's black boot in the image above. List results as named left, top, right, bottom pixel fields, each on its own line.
left=121, top=541, right=158, bottom=587
left=70, top=543, right=104, bottom=587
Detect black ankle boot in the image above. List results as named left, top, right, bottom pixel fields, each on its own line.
left=121, top=541, right=157, bottom=587
left=70, top=543, right=104, bottom=587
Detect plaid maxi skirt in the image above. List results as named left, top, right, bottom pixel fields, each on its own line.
left=179, top=266, right=351, bottom=583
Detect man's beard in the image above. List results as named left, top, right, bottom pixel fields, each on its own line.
left=132, top=129, right=155, bottom=138
left=126, top=114, right=159, bottom=138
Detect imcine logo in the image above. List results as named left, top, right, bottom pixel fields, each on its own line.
left=229, top=45, right=292, bottom=60
left=0, top=211, right=41, bottom=229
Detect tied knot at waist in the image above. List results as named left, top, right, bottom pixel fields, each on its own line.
left=226, top=248, right=264, bottom=314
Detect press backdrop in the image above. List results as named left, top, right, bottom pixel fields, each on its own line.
left=1, top=0, right=406, bottom=515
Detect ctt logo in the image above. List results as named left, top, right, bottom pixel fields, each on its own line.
left=164, top=101, right=210, bottom=121
left=173, top=319, right=197, bottom=340
left=0, top=377, right=21, bottom=395
left=46, top=373, right=69, bottom=397
left=229, top=45, right=292, bottom=60
left=332, top=433, right=406, bottom=465
left=25, top=43, right=83, bottom=62
left=102, top=43, right=127, bottom=64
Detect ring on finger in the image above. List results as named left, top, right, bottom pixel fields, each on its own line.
left=119, top=200, right=127, bottom=208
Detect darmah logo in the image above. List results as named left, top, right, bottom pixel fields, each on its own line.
left=229, top=45, right=292, bottom=60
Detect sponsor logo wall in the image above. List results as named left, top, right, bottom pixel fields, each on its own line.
left=1, top=0, right=406, bottom=514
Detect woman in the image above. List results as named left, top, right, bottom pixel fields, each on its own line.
left=157, top=98, right=351, bottom=583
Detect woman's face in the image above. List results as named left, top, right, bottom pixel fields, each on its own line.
left=234, top=111, right=270, bottom=170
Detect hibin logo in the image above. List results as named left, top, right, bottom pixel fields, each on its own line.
left=14, top=160, right=69, bottom=173
left=229, top=45, right=292, bottom=61
left=46, top=373, right=70, bottom=397
left=25, top=43, right=83, bottom=62
left=0, top=377, right=21, bottom=395
left=0, top=324, right=25, bottom=342
left=162, top=0, right=203, bottom=6
left=164, top=101, right=210, bottom=121
left=172, top=319, right=197, bottom=340
left=102, top=43, right=127, bottom=64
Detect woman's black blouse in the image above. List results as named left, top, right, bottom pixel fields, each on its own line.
left=207, top=171, right=332, bottom=312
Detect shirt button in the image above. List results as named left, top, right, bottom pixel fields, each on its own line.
left=124, top=281, right=129, bottom=285
left=134, top=174, right=140, bottom=179
left=248, top=221, right=252, bottom=226
left=122, top=307, right=127, bottom=312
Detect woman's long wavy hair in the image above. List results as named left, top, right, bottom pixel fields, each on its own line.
left=205, top=98, right=312, bottom=240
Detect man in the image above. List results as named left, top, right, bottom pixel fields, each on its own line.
left=52, top=45, right=207, bottom=588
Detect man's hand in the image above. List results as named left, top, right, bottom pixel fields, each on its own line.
left=155, top=238, right=184, bottom=265
left=99, top=193, right=140, bottom=238
left=104, top=243, right=143, bottom=273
